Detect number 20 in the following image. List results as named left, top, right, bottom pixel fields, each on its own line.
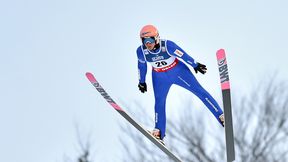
left=155, top=61, right=167, bottom=67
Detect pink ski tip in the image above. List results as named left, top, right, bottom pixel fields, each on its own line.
left=111, top=103, right=123, bottom=111
left=216, top=49, right=226, bottom=60
left=221, top=81, right=230, bottom=90
left=86, top=72, right=97, bottom=83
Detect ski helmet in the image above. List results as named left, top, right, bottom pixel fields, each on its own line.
left=140, top=25, right=160, bottom=45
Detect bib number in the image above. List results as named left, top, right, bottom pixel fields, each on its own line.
left=155, top=61, right=168, bottom=67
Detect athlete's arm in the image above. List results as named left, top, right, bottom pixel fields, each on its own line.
left=136, top=46, right=147, bottom=83
left=166, top=40, right=207, bottom=74
left=166, top=40, right=198, bottom=68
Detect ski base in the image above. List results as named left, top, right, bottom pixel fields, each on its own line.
left=86, top=72, right=183, bottom=162
left=216, top=49, right=236, bottom=162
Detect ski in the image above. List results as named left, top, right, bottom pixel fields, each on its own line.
left=85, top=72, right=183, bottom=162
left=216, top=49, right=235, bottom=162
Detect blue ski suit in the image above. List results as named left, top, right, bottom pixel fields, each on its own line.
left=137, top=39, right=223, bottom=139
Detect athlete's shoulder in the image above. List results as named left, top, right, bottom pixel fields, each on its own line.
left=136, top=45, right=146, bottom=62
left=165, top=39, right=178, bottom=48
left=164, top=39, right=187, bottom=58
left=136, top=45, right=143, bottom=52
left=165, top=40, right=180, bottom=54
left=136, top=45, right=144, bottom=55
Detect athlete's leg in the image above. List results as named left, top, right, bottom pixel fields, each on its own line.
left=174, top=63, right=224, bottom=125
left=152, top=71, right=172, bottom=139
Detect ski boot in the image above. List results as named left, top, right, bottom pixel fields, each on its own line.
left=149, top=128, right=165, bottom=145
left=219, top=114, right=225, bottom=127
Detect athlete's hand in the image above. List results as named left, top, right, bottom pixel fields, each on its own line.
left=138, top=82, right=147, bottom=93
left=194, top=62, right=207, bottom=74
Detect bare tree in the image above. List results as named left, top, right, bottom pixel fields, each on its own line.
left=233, top=79, right=288, bottom=162
left=63, top=123, right=95, bottom=162
left=120, top=78, right=288, bottom=162
left=75, top=124, right=92, bottom=162
left=120, top=97, right=223, bottom=162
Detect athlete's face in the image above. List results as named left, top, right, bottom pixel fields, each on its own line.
left=142, top=37, right=156, bottom=50
left=145, top=42, right=156, bottom=50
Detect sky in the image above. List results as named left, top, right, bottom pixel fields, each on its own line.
left=1, top=0, right=288, bottom=162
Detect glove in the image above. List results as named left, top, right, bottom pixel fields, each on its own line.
left=194, top=62, right=207, bottom=74
left=138, top=82, right=147, bottom=93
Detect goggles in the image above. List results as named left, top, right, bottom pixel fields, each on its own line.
left=142, top=37, right=156, bottom=44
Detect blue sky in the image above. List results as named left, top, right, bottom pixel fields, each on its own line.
left=1, top=0, right=288, bottom=162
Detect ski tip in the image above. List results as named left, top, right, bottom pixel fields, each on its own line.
left=85, top=72, right=97, bottom=83
left=216, top=49, right=226, bottom=60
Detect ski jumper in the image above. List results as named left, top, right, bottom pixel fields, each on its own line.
left=137, top=39, right=223, bottom=139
